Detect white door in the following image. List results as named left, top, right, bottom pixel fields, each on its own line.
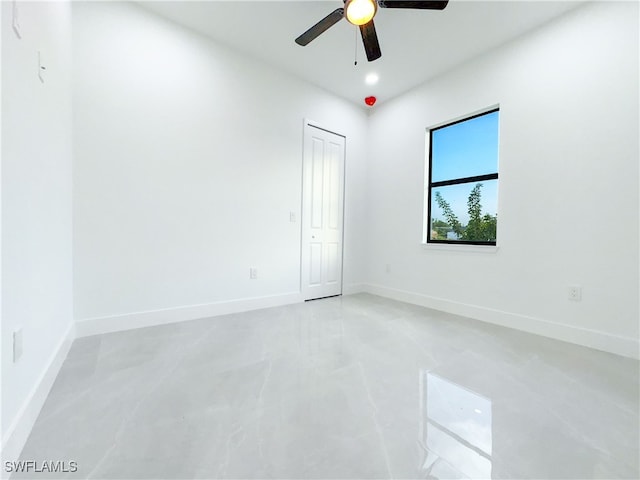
left=301, top=123, right=345, bottom=300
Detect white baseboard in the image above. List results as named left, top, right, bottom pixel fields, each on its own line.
left=362, top=284, right=639, bottom=360
left=75, top=291, right=304, bottom=338
left=342, top=283, right=366, bottom=295
left=1, top=322, right=76, bottom=474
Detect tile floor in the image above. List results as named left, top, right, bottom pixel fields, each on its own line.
left=14, top=294, right=640, bottom=479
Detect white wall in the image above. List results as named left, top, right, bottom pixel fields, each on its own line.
left=1, top=0, right=74, bottom=458
left=365, top=1, right=639, bottom=358
left=72, top=2, right=368, bottom=326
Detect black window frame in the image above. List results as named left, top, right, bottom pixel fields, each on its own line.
left=426, top=108, right=500, bottom=246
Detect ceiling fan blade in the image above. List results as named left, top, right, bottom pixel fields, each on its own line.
left=360, top=20, right=382, bottom=62
left=295, top=8, right=345, bottom=46
left=378, top=1, right=449, bottom=9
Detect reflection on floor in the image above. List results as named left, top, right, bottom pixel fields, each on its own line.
left=421, top=372, right=493, bottom=478
left=14, top=293, right=640, bottom=479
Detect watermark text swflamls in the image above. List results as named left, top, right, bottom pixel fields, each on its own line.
left=4, top=460, right=78, bottom=474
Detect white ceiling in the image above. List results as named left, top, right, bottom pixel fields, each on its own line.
left=139, top=1, right=584, bottom=107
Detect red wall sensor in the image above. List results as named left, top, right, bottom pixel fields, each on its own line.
left=365, top=96, right=377, bottom=106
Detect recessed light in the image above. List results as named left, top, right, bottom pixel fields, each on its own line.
left=365, top=73, right=379, bottom=85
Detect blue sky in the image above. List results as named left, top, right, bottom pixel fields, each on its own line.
left=430, top=111, right=499, bottom=225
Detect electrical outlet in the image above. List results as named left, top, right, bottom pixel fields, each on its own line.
left=568, top=285, right=582, bottom=301
left=250, top=267, right=258, bottom=280
left=385, top=263, right=391, bottom=273
left=289, top=212, right=296, bottom=223
left=13, top=328, right=23, bottom=362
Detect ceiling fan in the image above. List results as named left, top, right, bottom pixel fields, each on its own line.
left=295, top=0, right=449, bottom=62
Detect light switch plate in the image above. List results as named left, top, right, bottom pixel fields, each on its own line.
left=13, top=328, right=23, bottom=362
left=38, top=51, right=46, bottom=83
left=12, top=0, right=22, bottom=39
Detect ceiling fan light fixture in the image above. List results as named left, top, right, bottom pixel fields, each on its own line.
left=345, top=0, right=377, bottom=26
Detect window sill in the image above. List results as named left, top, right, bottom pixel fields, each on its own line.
left=421, top=243, right=499, bottom=254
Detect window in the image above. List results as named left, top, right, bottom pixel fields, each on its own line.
left=426, top=109, right=499, bottom=245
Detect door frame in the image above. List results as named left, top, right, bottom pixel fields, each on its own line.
left=300, top=118, right=347, bottom=300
